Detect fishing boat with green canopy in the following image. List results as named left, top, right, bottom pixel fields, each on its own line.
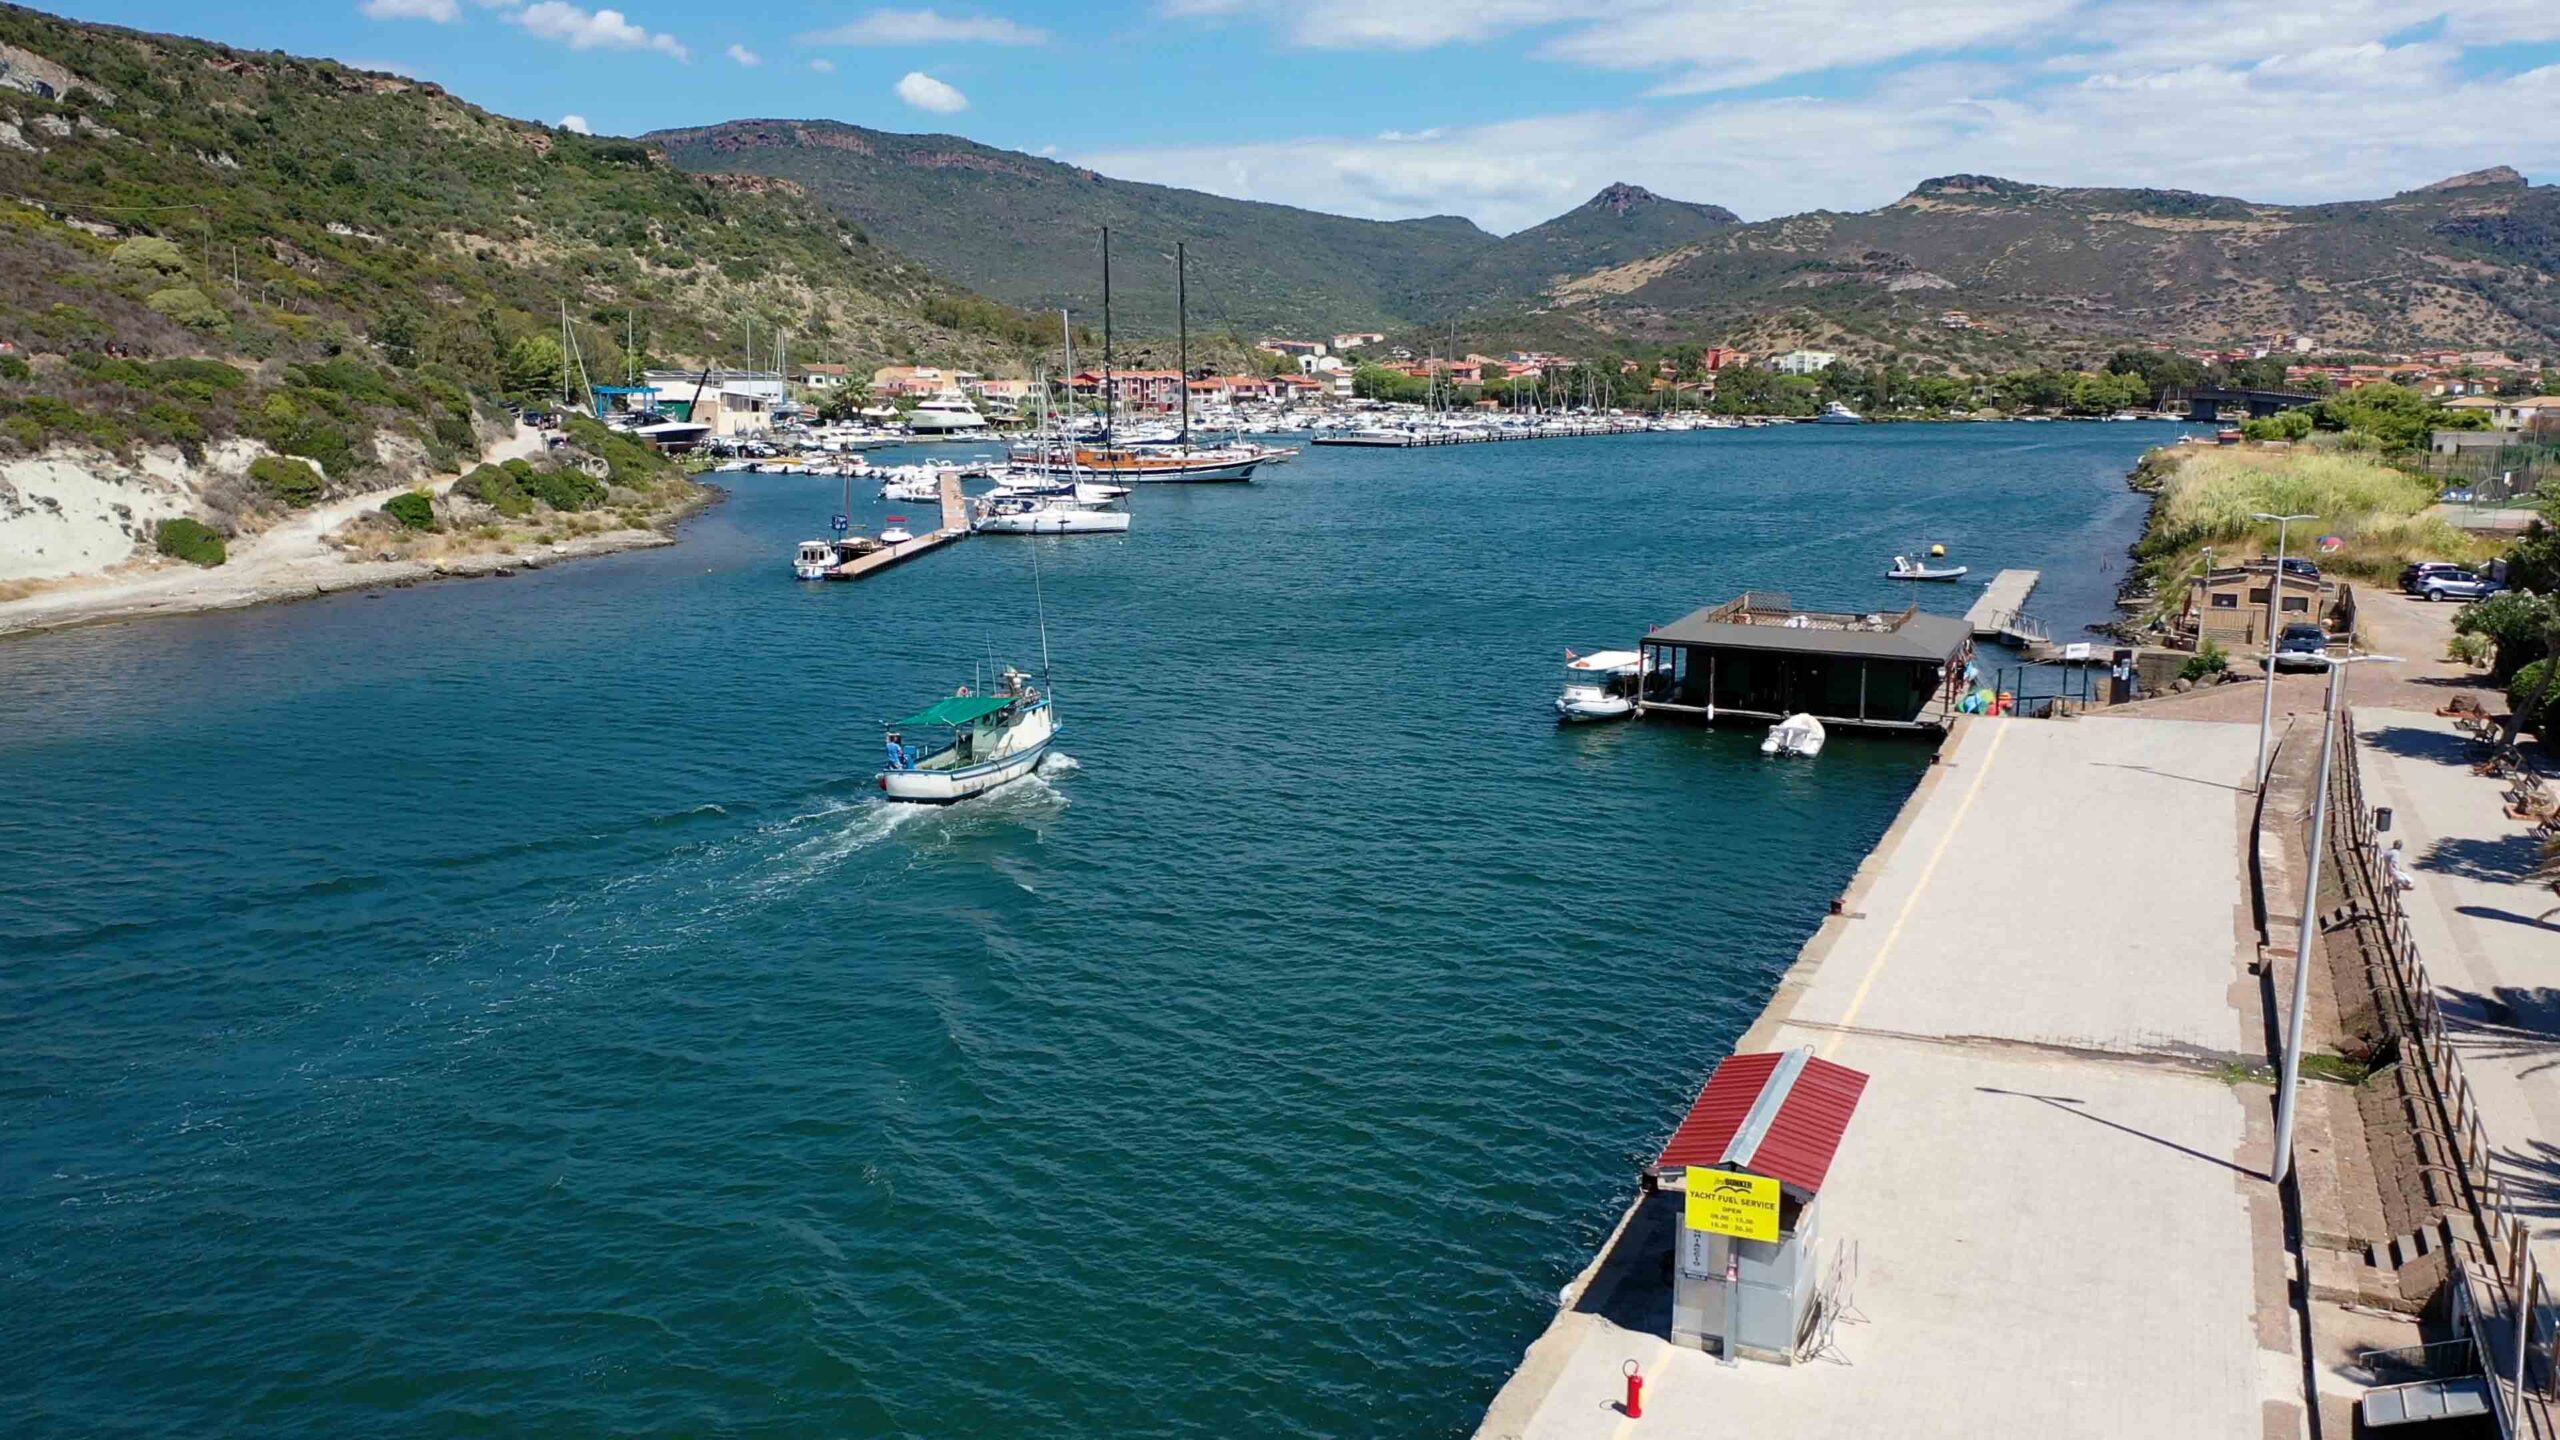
left=876, top=668, right=1057, bottom=804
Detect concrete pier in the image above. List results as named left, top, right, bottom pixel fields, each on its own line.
left=1965, top=568, right=2042, bottom=640
left=1475, top=717, right=2304, bottom=1440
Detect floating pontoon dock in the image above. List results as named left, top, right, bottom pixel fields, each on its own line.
left=1636, top=592, right=1974, bottom=732
left=1965, top=569, right=2043, bottom=642
left=831, top=471, right=970, bottom=582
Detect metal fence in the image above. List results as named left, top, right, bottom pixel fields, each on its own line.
left=2424, top=443, right=2560, bottom=504
left=2336, top=706, right=2557, bottom=1434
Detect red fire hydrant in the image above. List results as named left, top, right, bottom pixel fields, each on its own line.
left=1622, top=1359, right=1644, bottom=1419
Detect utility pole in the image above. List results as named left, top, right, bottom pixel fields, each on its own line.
left=2252, top=512, right=2316, bottom=787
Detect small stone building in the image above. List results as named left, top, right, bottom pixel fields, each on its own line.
left=2180, top=563, right=2353, bottom=650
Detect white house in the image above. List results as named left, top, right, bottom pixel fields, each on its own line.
left=642, top=369, right=789, bottom=437
left=1770, top=349, right=1840, bottom=376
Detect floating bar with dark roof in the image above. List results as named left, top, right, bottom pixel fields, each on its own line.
left=1637, top=591, right=1974, bottom=732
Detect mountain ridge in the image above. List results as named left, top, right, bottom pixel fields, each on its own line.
left=646, top=121, right=1745, bottom=336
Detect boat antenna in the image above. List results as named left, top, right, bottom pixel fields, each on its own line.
left=1029, top=539, right=1052, bottom=687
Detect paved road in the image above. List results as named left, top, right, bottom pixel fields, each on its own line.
left=2354, top=707, right=2560, bottom=1288
left=1479, top=718, right=2301, bottom=1440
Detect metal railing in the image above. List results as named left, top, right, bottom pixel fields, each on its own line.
left=2336, top=706, right=2557, bottom=1431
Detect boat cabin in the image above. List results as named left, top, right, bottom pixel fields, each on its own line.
left=1637, top=592, right=1972, bottom=732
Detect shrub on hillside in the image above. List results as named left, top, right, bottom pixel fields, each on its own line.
left=110, top=235, right=190, bottom=279
left=145, top=285, right=227, bottom=330
left=521, top=466, right=604, bottom=512
left=248, top=454, right=326, bottom=508
left=0, top=355, right=27, bottom=382
left=382, top=491, right=436, bottom=531
left=154, top=516, right=226, bottom=566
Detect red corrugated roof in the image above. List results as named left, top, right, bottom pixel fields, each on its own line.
left=1655, top=1050, right=1869, bottom=1196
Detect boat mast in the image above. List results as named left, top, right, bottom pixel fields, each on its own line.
left=1060, top=308, right=1075, bottom=476
left=1100, top=228, right=1114, bottom=447
left=1176, top=240, right=1189, bottom=446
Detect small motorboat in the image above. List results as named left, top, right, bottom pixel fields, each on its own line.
left=1761, top=713, right=1826, bottom=757
left=1887, top=554, right=1970, bottom=581
left=792, top=538, right=836, bottom=580
left=1555, top=649, right=1644, bottom=722
left=879, top=517, right=914, bottom=545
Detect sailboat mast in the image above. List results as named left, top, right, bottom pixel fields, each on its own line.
left=1177, top=241, right=1189, bottom=445
left=1100, top=228, right=1114, bottom=446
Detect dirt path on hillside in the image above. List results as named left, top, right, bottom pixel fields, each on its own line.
left=0, top=426, right=677, bottom=641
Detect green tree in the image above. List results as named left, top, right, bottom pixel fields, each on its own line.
left=499, top=334, right=566, bottom=405
left=2454, top=591, right=2560, bottom=683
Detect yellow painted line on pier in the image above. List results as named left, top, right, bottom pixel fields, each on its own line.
left=1820, top=719, right=2010, bottom=1059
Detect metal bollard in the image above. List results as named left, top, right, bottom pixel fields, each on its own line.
left=1622, top=1359, right=1644, bottom=1419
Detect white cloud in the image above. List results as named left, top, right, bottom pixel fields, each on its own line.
left=809, top=57, right=837, bottom=73
left=894, top=70, right=970, bottom=113
left=511, top=2, right=689, bottom=60
left=805, top=8, right=1048, bottom=45
left=559, top=114, right=593, bottom=133
left=1077, top=41, right=2560, bottom=232
left=726, top=42, right=762, bottom=66
left=359, top=0, right=459, bottom=21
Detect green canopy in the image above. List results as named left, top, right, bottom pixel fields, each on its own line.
left=894, top=694, right=1015, bottom=729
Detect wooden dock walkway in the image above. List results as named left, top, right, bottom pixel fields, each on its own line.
left=1966, top=568, right=2044, bottom=643
left=832, top=471, right=970, bottom=582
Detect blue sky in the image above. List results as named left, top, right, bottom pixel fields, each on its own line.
left=61, top=1, right=2560, bottom=232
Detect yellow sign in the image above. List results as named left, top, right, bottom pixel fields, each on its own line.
left=1685, top=1166, right=1781, bottom=1242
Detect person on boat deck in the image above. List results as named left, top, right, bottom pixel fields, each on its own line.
left=885, top=732, right=913, bottom=771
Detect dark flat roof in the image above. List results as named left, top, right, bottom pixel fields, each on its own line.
left=1647, top=603, right=1971, bottom=664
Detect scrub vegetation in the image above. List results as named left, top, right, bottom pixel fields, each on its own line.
left=0, top=5, right=1056, bottom=505
left=2130, top=447, right=2490, bottom=620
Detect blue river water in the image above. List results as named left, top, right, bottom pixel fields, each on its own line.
left=1, top=422, right=2177, bottom=1437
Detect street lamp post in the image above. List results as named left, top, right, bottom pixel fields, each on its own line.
left=2270, top=651, right=2399, bottom=1187
left=2253, top=512, right=2316, bottom=789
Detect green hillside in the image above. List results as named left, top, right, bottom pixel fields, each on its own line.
left=0, top=4, right=1060, bottom=489
left=647, top=119, right=1511, bottom=336
left=1543, top=169, right=2560, bottom=367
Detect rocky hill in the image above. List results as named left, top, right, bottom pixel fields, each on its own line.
left=646, top=118, right=1516, bottom=336
left=0, top=3, right=1071, bottom=582
left=648, top=126, right=1745, bottom=338
left=1538, top=171, right=2560, bottom=367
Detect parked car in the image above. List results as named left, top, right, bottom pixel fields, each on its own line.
left=2275, top=556, right=2321, bottom=580
left=2271, top=622, right=2330, bottom=670
left=2400, top=561, right=2465, bottom=594
left=2417, top=570, right=2502, bottom=602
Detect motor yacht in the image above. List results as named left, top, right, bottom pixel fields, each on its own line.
left=1555, top=649, right=1646, bottom=722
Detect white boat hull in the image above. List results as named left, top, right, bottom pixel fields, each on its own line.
left=974, top=506, right=1132, bottom=535
left=1555, top=694, right=1636, bottom=723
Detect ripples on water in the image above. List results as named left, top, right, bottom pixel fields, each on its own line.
left=0, top=426, right=2169, bottom=1436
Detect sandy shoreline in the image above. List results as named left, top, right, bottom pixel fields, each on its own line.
left=0, top=429, right=713, bottom=642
